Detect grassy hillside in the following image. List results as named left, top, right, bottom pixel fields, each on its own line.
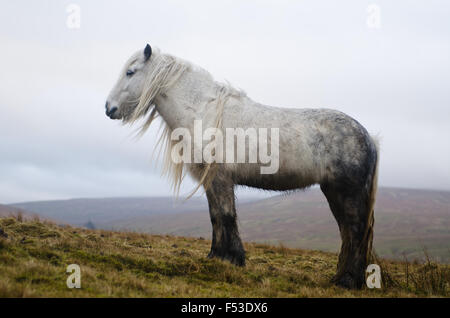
left=12, top=188, right=449, bottom=263
left=0, top=216, right=448, bottom=297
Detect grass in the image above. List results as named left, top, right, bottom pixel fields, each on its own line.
left=0, top=215, right=448, bottom=297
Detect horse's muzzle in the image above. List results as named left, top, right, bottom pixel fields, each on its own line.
left=105, top=102, right=119, bottom=119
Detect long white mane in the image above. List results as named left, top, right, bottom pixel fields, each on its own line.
left=127, top=50, right=244, bottom=196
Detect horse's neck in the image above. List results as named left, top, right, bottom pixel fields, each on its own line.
left=154, top=67, right=220, bottom=131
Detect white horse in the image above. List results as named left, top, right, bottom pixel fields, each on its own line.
left=106, top=44, right=379, bottom=289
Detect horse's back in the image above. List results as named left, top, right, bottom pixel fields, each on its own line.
left=226, top=101, right=377, bottom=191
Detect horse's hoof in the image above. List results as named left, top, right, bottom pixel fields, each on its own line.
left=229, top=253, right=246, bottom=267
left=207, top=249, right=246, bottom=267
left=332, top=273, right=362, bottom=289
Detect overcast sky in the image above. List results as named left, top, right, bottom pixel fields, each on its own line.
left=0, top=0, right=449, bottom=203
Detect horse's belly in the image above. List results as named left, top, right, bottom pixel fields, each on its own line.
left=232, top=162, right=318, bottom=191
left=235, top=173, right=316, bottom=191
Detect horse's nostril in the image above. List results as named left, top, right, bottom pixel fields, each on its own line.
left=110, top=107, right=118, bottom=115
left=106, top=106, right=118, bottom=118
left=105, top=101, right=109, bottom=110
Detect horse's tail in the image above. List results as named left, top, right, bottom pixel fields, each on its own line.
left=362, top=136, right=380, bottom=264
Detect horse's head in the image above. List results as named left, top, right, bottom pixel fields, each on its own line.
left=105, top=44, right=152, bottom=120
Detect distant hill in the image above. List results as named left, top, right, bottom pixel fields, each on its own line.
left=0, top=204, right=22, bottom=217
left=10, top=187, right=450, bottom=263
left=10, top=196, right=209, bottom=226
left=0, top=204, right=36, bottom=220
left=0, top=216, right=448, bottom=297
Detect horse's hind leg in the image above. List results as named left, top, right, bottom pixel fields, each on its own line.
left=205, top=175, right=245, bottom=266
left=321, top=184, right=374, bottom=289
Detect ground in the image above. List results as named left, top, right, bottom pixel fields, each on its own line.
left=0, top=216, right=448, bottom=297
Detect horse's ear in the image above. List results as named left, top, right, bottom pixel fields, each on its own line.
left=144, top=44, right=152, bottom=62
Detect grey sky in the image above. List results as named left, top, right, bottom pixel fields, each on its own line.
left=1, top=0, right=449, bottom=203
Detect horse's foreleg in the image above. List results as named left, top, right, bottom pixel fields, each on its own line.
left=205, top=177, right=245, bottom=266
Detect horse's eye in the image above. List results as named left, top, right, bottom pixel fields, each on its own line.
left=126, top=70, right=135, bottom=77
